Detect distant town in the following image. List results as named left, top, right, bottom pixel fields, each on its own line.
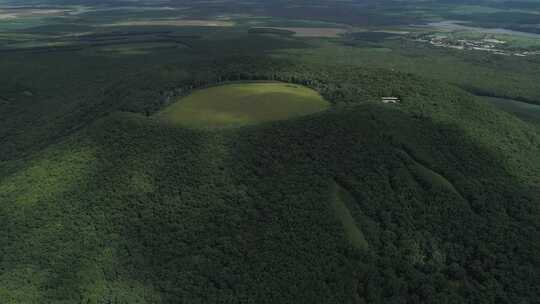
left=414, top=34, right=540, bottom=57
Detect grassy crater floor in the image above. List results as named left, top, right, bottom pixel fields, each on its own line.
left=156, top=82, right=330, bottom=128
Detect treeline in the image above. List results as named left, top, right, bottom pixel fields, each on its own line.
left=119, top=56, right=417, bottom=115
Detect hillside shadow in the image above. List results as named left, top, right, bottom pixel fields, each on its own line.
left=1, top=102, right=539, bottom=302
left=224, top=103, right=540, bottom=302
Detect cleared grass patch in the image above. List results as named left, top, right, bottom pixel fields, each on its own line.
left=0, top=8, right=70, bottom=20
left=96, top=42, right=184, bottom=55
left=103, top=19, right=234, bottom=27
left=261, top=27, right=348, bottom=37
left=157, top=82, right=329, bottom=128
left=331, top=181, right=368, bottom=250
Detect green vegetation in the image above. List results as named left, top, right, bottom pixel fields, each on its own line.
left=398, top=149, right=462, bottom=197
left=482, top=96, right=540, bottom=126
left=157, top=82, right=329, bottom=128
left=331, top=182, right=369, bottom=250
left=1, top=55, right=539, bottom=303
left=282, top=39, right=540, bottom=105
left=1, top=0, right=540, bottom=303
left=248, top=27, right=295, bottom=36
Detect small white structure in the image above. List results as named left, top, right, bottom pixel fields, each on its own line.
left=381, top=97, right=400, bottom=104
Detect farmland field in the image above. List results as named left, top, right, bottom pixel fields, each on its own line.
left=157, top=82, right=330, bottom=128
left=257, top=27, right=348, bottom=37
left=103, top=19, right=235, bottom=27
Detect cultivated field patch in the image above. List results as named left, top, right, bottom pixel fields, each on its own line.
left=0, top=8, right=70, bottom=20
left=255, top=26, right=347, bottom=37
left=157, top=82, right=329, bottom=128
left=96, top=42, right=185, bottom=55
left=103, top=19, right=235, bottom=27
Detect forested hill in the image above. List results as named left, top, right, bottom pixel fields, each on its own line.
left=1, top=60, right=539, bottom=303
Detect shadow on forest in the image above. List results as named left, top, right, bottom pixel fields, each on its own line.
left=1, top=102, right=539, bottom=302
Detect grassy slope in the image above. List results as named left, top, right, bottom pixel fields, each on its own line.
left=332, top=181, right=369, bottom=250
left=157, top=82, right=329, bottom=128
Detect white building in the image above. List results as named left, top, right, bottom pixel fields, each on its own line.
left=381, top=97, right=400, bottom=104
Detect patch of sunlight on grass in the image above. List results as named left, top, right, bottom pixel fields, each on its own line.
left=156, top=82, right=330, bottom=128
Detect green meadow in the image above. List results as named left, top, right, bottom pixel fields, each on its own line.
left=157, top=82, right=329, bottom=128
left=331, top=182, right=368, bottom=250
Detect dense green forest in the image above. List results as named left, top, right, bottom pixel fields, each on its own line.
left=1, top=55, right=539, bottom=303
left=1, top=0, right=540, bottom=303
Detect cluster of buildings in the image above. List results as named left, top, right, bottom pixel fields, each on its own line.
left=416, top=35, right=540, bottom=57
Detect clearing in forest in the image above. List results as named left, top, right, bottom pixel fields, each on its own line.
left=103, top=19, right=234, bottom=27
left=157, top=82, right=329, bottom=128
left=331, top=181, right=369, bottom=250
left=259, top=27, right=348, bottom=37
